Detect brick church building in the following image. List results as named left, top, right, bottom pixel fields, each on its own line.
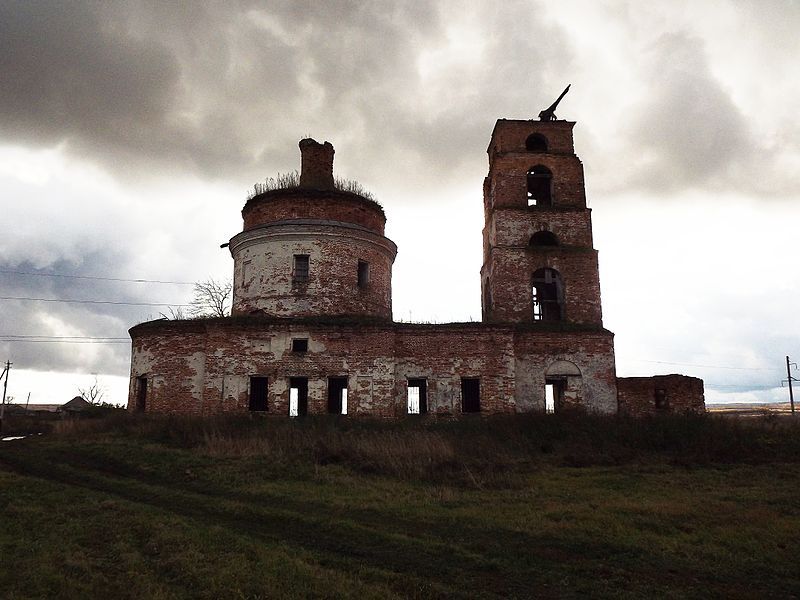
left=128, top=118, right=704, bottom=416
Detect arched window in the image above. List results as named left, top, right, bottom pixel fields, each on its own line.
left=532, top=267, right=563, bottom=321
left=525, top=133, right=548, bottom=152
left=530, top=231, right=559, bottom=247
left=527, top=166, right=552, bottom=207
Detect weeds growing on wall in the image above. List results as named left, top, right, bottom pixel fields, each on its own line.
left=247, top=170, right=377, bottom=202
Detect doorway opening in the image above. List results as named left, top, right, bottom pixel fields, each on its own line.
left=545, top=378, right=565, bottom=413
left=289, top=377, right=308, bottom=417
left=135, top=376, right=147, bottom=412
left=249, top=376, right=269, bottom=412
left=461, top=378, right=480, bottom=413
left=327, top=377, right=348, bottom=415
left=407, top=378, right=427, bottom=414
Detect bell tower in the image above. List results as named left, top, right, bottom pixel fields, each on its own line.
left=481, top=119, right=603, bottom=326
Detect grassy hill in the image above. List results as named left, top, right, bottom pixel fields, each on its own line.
left=1, top=413, right=799, bottom=599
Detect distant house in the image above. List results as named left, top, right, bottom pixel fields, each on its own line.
left=60, top=396, right=93, bottom=415
left=3, top=396, right=93, bottom=418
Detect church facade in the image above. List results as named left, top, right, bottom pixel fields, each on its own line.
left=128, top=119, right=703, bottom=416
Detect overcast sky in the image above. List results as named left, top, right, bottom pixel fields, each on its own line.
left=1, top=0, right=798, bottom=406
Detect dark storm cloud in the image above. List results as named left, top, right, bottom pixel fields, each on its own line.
left=0, top=3, right=182, bottom=157
left=0, top=1, right=569, bottom=189
left=0, top=1, right=295, bottom=176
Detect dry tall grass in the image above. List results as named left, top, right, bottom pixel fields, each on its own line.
left=46, top=412, right=800, bottom=486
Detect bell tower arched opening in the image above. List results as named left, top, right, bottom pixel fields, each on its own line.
left=525, top=133, right=548, bottom=152
left=527, top=166, right=552, bottom=207
left=532, top=267, right=563, bottom=321
left=530, top=230, right=559, bottom=247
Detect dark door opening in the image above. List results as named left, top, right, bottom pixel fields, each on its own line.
left=135, top=376, right=147, bottom=412
left=407, top=378, right=427, bottom=414
left=461, top=378, right=480, bottom=413
left=249, top=376, right=269, bottom=412
left=289, top=377, right=308, bottom=417
left=545, top=378, right=565, bottom=413
left=327, top=377, right=348, bottom=415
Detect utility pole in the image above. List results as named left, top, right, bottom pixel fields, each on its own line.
left=0, top=360, right=11, bottom=432
left=782, top=356, right=797, bottom=415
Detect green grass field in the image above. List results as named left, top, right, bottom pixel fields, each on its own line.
left=1, top=413, right=799, bottom=599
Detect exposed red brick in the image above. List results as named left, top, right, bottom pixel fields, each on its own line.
left=618, top=375, right=706, bottom=416
left=242, top=190, right=386, bottom=234
left=128, top=120, right=703, bottom=418
left=299, top=138, right=335, bottom=190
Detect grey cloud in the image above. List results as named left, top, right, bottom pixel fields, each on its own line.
left=0, top=3, right=179, bottom=149
left=0, top=253, right=161, bottom=375
left=0, top=1, right=573, bottom=194
left=0, top=1, right=300, bottom=178
left=623, top=33, right=755, bottom=193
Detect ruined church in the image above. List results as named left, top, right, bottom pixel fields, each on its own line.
left=128, top=117, right=705, bottom=416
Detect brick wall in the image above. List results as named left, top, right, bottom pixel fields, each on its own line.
left=230, top=222, right=396, bottom=319
left=617, top=375, right=705, bottom=416
left=488, top=120, right=576, bottom=157
left=298, top=138, right=335, bottom=189
left=128, top=318, right=618, bottom=416
left=489, top=207, right=594, bottom=248
left=484, top=247, right=603, bottom=325
left=488, top=155, right=587, bottom=210
left=242, top=190, right=386, bottom=234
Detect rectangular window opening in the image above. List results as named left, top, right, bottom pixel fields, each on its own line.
left=289, top=377, right=308, bottom=417
left=241, top=260, right=252, bottom=288
left=407, top=378, right=428, bottom=415
left=327, top=377, right=348, bottom=415
left=357, top=260, right=370, bottom=288
left=293, top=254, right=309, bottom=283
left=249, top=376, right=269, bottom=412
left=135, top=376, right=147, bottom=412
left=291, top=338, right=309, bottom=353
left=461, top=378, right=480, bottom=413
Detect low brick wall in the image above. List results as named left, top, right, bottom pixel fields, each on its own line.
left=617, top=375, right=705, bottom=416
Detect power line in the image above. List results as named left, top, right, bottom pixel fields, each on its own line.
left=0, top=296, right=189, bottom=307
left=0, top=335, right=128, bottom=340
left=0, top=335, right=129, bottom=344
left=0, top=269, right=194, bottom=285
left=704, top=383, right=778, bottom=389
left=0, top=335, right=130, bottom=344
left=0, top=339, right=129, bottom=344
left=630, top=358, right=779, bottom=371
